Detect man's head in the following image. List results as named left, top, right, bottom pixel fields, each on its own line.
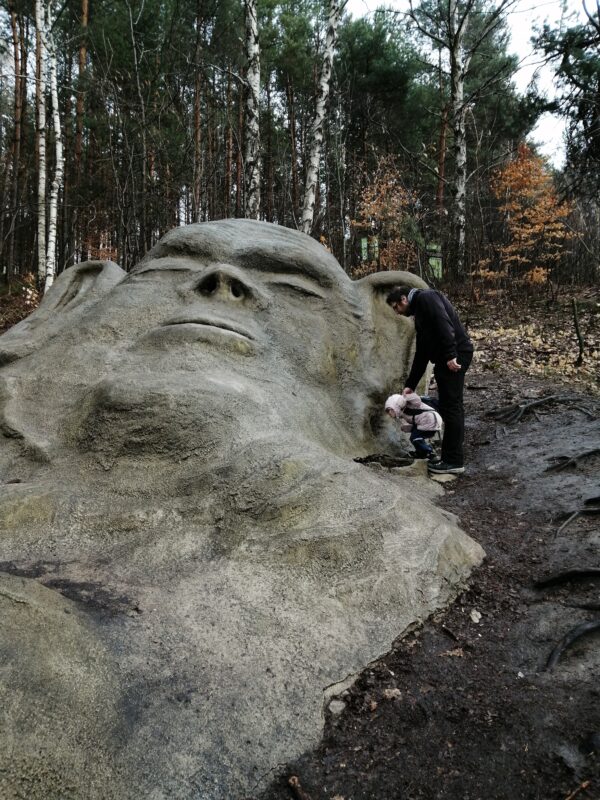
left=386, top=285, right=414, bottom=316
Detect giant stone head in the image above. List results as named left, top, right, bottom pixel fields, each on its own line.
left=0, top=221, right=483, bottom=799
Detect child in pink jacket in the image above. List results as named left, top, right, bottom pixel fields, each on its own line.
left=385, top=391, right=443, bottom=459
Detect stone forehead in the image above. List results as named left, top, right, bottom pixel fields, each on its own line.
left=133, top=219, right=351, bottom=288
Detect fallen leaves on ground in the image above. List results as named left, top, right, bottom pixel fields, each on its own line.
left=467, top=295, right=600, bottom=394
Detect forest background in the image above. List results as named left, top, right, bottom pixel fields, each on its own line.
left=0, top=0, right=598, bottom=303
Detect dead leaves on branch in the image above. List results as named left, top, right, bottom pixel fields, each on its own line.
left=489, top=143, right=575, bottom=275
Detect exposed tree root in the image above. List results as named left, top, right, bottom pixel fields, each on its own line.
left=545, top=448, right=600, bottom=473
left=545, top=619, right=600, bottom=671
left=534, top=568, right=600, bottom=589
left=354, top=453, right=414, bottom=468
left=555, top=507, right=600, bottom=536
left=565, top=779, right=591, bottom=800
left=487, top=394, right=597, bottom=425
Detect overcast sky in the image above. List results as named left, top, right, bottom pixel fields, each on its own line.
left=344, top=0, right=588, bottom=166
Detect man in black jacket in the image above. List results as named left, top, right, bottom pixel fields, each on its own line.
left=387, top=286, right=474, bottom=475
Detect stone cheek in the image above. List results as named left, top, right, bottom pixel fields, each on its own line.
left=0, top=220, right=484, bottom=799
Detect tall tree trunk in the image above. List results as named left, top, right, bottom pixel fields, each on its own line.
left=72, top=0, right=88, bottom=264
left=207, top=88, right=213, bottom=219
left=436, top=43, right=448, bottom=217
left=62, top=56, right=73, bottom=272
left=436, top=104, right=448, bottom=227
left=300, top=0, right=342, bottom=235
left=224, top=68, right=232, bottom=218
left=44, top=5, right=64, bottom=291
left=17, top=15, right=28, bottom=276
left=8, top=5, right=22, bottom=282
left=0, top=152, right=12, bottom=282
left=212, top=72, right=218, bottom=220
left=286, top=77, right=299, bottom=221
left=127, top=1, right=148, bottom=255
left=265, top=74, right=273, bottom=222
left=75, top=0, right=88, bottom=179
left=35, top=0, right=47, bottom=287
left=448, top=0, right=470, bottom=278
left=192, top=5, right=203, bottom=223
left=193, top=71, right=202, bottom=222
left=243, top=0, right=260, bottom=218
left=236, top=82, right=243, bottom=217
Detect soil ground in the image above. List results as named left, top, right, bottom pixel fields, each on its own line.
left=252, top=314, right=600, bottom=800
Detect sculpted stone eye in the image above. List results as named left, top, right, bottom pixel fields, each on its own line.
left=274, top=280, right=323, bottom=299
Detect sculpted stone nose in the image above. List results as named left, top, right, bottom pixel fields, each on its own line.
left=195, top=268, right=252, bottom=301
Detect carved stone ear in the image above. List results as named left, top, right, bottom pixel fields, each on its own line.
left=353, top=271, right=429, bottom=444
left=0, top=261, right=125, bottom=365
left=355, top=269, right=427, bottom=297
left=38, top=261, right=125, bottom=314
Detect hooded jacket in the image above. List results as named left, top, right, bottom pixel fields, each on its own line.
left=405, top=289, right=473, bottom=391
left=385, top=392, right=443, bottom=433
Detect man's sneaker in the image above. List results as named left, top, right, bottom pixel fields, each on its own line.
left=427, top=460, right=465, bottom=475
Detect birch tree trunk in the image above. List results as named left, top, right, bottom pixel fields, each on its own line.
left=244, top=0, right=260, bottom=219
left=265, top=74, right=274, bottom=222
left=300, top=0, right=343, bottom=235
left=224, top=68, right=232, bottom=218
left=236, top=89, right=243, bottom=217
left=448, top=0, right=470, bottom=278
left=7, top=5, right=22, bottom=281
left=44, top=4, right=64, bottom=291
left=35, top=0, right=47, bottom=287
left=192, top=3, right=203, bottom=222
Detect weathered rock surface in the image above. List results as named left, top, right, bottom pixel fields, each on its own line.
left=0, top=220, right=483, bottom=799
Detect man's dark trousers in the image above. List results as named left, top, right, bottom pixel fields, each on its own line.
left=434, top=350, right=473, bottom=466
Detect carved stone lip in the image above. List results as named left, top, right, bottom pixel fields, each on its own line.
left=161, top=315, right=256, bottom=341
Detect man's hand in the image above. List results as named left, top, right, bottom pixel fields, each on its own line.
left=402, top=387, right=413, bottom=396
left=447, top=358, right=461, bottom=372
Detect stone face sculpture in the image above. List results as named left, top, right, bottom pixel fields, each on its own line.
left=0, top=220, right=483, bottom=799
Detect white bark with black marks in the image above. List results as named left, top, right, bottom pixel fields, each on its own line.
left=301, top=0, right=343, bottom=236
left=449, top=0, right=470, bottom=277
left=44, top=12, right=63, bottom=292
left=35, top=0, right=46, bottom=286
left=244, top=0, right=260, bottom=219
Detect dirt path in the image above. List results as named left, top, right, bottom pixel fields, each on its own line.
left=254, top=365, right=600, bottom=800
